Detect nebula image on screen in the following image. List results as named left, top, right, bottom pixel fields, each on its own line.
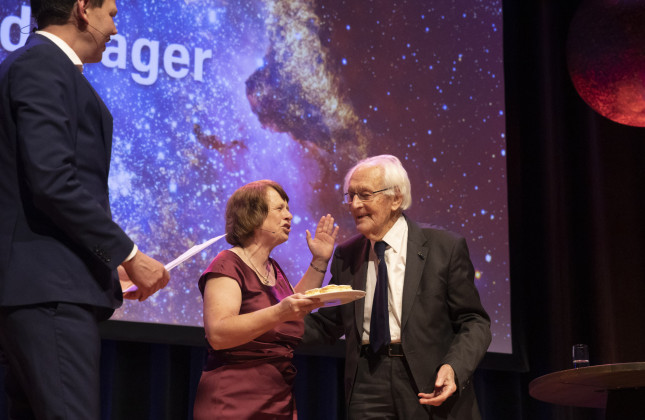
left=0, top=0, right=510, bottom=353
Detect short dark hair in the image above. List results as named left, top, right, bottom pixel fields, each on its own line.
left=31, top=0, right=105, bottom=29
left=225, top=180, right=289, bottom=247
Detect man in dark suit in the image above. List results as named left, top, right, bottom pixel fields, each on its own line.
left=304, top=155, right=491, bottom=419
left=0, top=1, right=169, bottom=418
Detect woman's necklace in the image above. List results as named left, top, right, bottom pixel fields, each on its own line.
left=243, top=247, right=273, bottom=286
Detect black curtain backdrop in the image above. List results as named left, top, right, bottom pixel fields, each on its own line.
left=2, top=0, right=645, bottom=419
left=498, top=0, right=645, bottom=419
left=95, top=341, right=345, bottom=420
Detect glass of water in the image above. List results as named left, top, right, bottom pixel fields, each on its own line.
left=572, top=344, right=590, bottom=368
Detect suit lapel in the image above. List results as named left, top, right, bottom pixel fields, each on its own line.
left=352, top=237, right=371, bottom=340
left=401, top=217, right=429, bottom=331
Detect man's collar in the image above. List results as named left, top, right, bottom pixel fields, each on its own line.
left=35, top=31, right=84, bottom=72
left=370, top=215, right=407, bottom=253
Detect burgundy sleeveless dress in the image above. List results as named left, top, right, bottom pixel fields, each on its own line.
left=193, top=250, right=303, bottom=420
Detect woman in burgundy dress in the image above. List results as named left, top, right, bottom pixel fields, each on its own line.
left=193, top=180, right=338, bottom=419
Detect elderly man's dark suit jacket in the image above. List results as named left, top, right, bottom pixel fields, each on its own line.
left=0, top=33, right=132, bottom=311
left=304, top=216, right=491, bottom=420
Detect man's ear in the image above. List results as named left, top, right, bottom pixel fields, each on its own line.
left=76, top=0, right=90, bottom=24
left=390, top=190, right=403, bottom=212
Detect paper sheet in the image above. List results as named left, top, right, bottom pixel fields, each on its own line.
left=123, top=233, right=226, bottom=293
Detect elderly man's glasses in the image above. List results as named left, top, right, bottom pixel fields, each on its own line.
left=343, top=187, right=392, bottom=204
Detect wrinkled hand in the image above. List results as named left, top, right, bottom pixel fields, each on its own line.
left=277, top=294, right=324, bottom=322
left=418, top=364, right=457, bottom=406
left=306, top=214, right=339, bottom=262
left=121, top=251, right=170, bottom=301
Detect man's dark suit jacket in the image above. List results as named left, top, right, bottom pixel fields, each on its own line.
left=304, top=216, right=491, bottom=420
left=0, top=34, right=132, bottom=311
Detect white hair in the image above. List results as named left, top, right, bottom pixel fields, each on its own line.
left=343, top=154, right=412, bottom=210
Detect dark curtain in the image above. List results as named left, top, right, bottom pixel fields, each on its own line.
left=485, top=0, right=645, bottom=419
left=2, top=0, right=645, bottom=419
left=96, top=340, right=345, bottom=420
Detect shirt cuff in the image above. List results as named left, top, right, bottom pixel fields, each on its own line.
left=123, top=244, right=138, bottom=263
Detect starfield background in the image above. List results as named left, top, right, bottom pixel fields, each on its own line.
left=0, top=0, right=510, bottom=353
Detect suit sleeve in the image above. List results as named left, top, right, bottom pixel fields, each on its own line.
left=10, top=45, right=132, bottom=269
left=440, top=236, right=491, bottom=391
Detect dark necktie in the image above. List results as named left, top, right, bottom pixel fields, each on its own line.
left=370, top=241, right=391, bottom=352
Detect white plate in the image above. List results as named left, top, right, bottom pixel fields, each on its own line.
left=307, top=290, right=366, bottom=307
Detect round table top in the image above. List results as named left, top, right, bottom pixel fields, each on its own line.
left=529, top=362, right=645, bottom=408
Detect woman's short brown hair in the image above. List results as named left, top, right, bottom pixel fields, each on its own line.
left=225, top=180, right=289, bottom=247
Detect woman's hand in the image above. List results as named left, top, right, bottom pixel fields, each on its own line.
left=277, top=294, right=324, bottom=321
left=306, top=214, right=339, bottom=262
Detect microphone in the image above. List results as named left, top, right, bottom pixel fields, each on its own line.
left=87, top=22, right=112, bottom=41
left=260, top=228, right=276, bottom=234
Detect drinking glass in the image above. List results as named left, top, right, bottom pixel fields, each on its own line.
left=572, top=344, right=589, bottom=368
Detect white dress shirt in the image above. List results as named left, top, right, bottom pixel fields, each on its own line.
left=361, top=215, right=408, bottom=344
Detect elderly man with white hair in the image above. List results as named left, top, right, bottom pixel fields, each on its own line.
left=304, top=154, right=491, bottom=419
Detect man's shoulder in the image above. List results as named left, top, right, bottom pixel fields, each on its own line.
left=1, top=35, right=62, bottom=73
left=337, top=232, right=367, bottom=248
left=335, top=233, right=368, bottom=255
left=407, top=218, right=464, bottom=244
left=7, top=34, right=54, bottom=56
left=1, top=36, right=76, bottom=93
